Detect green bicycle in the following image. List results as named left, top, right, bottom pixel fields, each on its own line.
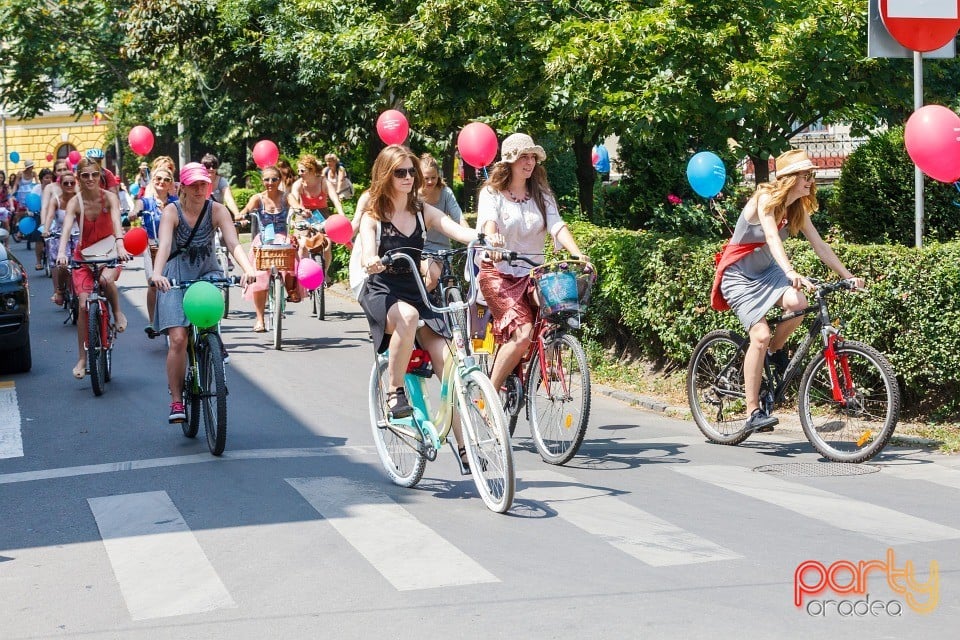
left=368, top=242, right=515, bottom=514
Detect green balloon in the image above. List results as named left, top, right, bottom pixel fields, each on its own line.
left=183, top=281, right=224, bottom=328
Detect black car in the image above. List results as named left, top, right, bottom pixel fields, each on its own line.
left=0, top=236, right=31, bottom=373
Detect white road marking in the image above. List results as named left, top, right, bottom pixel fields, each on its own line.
left=0, top=446, right=376, bottom=485
left=287, top=477, right=499, bottom=591
left=674, top=465, right=960, bottom=544
left=878, top=460, right=960, bottom=490
left=0, top=381, right=24, bottom=459
left=520, top=469, right=742, bottom=566
left=87, top=491, right=235, bottom=621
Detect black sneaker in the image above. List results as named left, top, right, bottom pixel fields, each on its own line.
left=144, top=325, right=159, bottom=340
left=744, top=408, right=778, bottom=433
left=386, top=388, right=413, bottom=418
left=766, top=349, right=789, bottom=379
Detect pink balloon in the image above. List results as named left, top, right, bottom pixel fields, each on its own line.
left=904, top=105, right=960, bottom=183
left=67, top=150, right=81, bottom=165
left=591, top=150, right=600, bottom=165
left=324, top=214, right=353, bottom=245
left=252, top=139, right=280, bottom=169
left=128, top=125, right=155, bottom=156
left=297, top=258, right=324, bottom=290
left=457, top=122, right=498, bottom=168
left=376, top=110, right=409, bottom=145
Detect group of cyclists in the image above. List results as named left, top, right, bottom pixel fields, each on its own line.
left=16, top=137, right=865, bottom=452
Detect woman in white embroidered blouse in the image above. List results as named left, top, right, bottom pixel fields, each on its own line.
left=476, top=133, right=590, bottom=394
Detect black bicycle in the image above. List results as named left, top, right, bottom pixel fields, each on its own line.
left=687, top=279, right=900, bottom=462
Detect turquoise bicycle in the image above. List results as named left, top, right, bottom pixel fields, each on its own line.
left=368, top=241, right=515, bottom=514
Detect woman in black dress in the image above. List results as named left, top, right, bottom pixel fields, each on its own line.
left=357, top=145, right=477, bottom=417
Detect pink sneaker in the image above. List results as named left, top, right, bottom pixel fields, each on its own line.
left=168, top=401, right=186, bottom=423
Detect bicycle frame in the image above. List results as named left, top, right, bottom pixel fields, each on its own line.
left=77, top=261, right=116, bottom=352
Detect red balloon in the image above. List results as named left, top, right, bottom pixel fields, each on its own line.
left=324, top=214, right=353, bottom=245
left=904, top=105, right=960, bottom=183
left=252, top=140, right=280, bottom=169
left=122, top=227, right=149, bottom=256
left=128, top=125, right=155, bottom=156
left=376, top=110, right=409, bottom=145
left=457, top=122, right=498, bottom=168
left=68, top=150, right=81, bottom=165
left=46, top=153, right=54, bottom=162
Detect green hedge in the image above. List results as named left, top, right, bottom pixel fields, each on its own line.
left=568, top=220, right=960, bottom=417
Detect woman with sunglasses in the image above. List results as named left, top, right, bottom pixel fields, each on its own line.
left=356, top=145, right=478, bottom=418
left=133, top=167, right=178, bottom=337
left=289, top=153, right=345, bottom=266
left=238, top=165, right=298, bottom=332
left=41, top=169, right=79, bottom=304
left=56, top=158, right=131, bottom=380
left=712, top=148, right=865, bottom=433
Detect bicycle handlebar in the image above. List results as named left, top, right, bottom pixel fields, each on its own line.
left=69, top=259, right=120, bottom=269
left=809, top=277, right=860, bottom=295
left=150, top=276, right=240, bottom=289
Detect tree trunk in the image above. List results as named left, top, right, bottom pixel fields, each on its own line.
left=752, top=152, right=770, bottom=185
left=572, top=116, right=595, bottom=219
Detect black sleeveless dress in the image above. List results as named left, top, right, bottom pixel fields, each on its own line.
left=359, top=215, right=448, bottom=353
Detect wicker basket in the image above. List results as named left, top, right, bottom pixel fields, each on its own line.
left=255, top=244, right=296, bottom=271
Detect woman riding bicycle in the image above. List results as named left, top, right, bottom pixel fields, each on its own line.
left=476, top=133, right=591, bottom=396
left=238, top=165, right=300, bottom=332
left=357, top=144, right=477, bottom=419
left=56, top=158, right=130, bottom=380
left=41, top=168, right=78, bottom=305
left=289, top=153, right=345, bottom=267
left=711, top=148, right=864, bottom=433
left=151, top=163, right=257, bottom=423
left=133, top=166, right=177, bottom=337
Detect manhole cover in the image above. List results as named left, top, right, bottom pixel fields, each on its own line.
left=753, top=462, right=881, bottom=477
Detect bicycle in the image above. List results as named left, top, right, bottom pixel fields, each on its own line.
left=250, top=212, right=297, bottom=350
left=49, top=230, right=79, bottom=324
left=687, top=278, right=901, bottom=462
left=165, top=276, right=236, bottom=456
left=69, top=258, right=120, bottom=397
left=368, top=241, right=515, bottom=514
left=292, top=210, right=329, bottom=321
left=473, top=252, right=596, bottom=466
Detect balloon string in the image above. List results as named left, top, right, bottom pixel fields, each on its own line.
left=482, top=166, right=489, bottom=181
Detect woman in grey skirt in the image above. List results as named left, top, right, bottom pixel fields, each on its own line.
left=150, top=163, right=257, bottom=424
left=713, top=149, right=864, bottom=433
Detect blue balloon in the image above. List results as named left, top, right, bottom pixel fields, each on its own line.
left=24, top=192, right=42, bottom=213
left=10, top=151, right=20, bottom=164
left=18, top=216, right=37, bottom=236
left=686, top=151, right=727, bottom=198
left=129, top=183, right=140, bottom=197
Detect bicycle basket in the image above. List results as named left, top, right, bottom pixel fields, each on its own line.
left=531, top=260, right=596, bottom=320
left=255, top=244, right=296, bottom=271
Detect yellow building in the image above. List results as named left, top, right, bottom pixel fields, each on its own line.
left=2, top=103, right=112, bottom=174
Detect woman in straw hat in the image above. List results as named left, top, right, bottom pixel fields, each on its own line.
left=477, top=132, right=591, bottom=397
left=711, top=148, right=864, bottom=433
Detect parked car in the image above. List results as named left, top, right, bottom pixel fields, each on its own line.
left=0, top=230, right=31, bottom=373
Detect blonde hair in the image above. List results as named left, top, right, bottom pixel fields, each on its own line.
left=756, top=174, right=818, bottom=235
left=324, top=153, right=339, bottom=164
left=152, top=156, right=176, bottom=173
left=366, top=145, right=421, bottom=222
left=419, top=153, right=446, bottom=190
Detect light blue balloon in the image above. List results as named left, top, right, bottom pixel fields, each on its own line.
left=686, top=151, right=727, bottom=198
left=24, top=192, right=42, bottom=213
left=129, top=183, right=140, bottom=197
left=10, top=151, right=20, bottom=164
left=18, top=216, right=37, bottom=236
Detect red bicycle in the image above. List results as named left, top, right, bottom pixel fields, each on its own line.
left=474, top=254, right=596, bottom=465
left=70, top=259, right=119, bottom=396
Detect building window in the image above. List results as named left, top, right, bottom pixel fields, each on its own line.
left=55, top=143, right=76, bottom=160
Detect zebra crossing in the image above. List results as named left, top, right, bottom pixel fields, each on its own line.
left=52, top=456, right=960, bottom=622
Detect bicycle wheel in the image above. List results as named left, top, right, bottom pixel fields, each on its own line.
left=87, top=305, right=107, bottom=396
left=457, top=370, right=514, bottom=513
left=476, top=350, right=522, bottom=436
left=316, top=256, right=326, bottom=321
left=687, top=330, right=755, bottom=445
left=526, top=332, right=591, bottom=465
left=182, top=364, right=200, bottom=438
left=798, top=340, right=900, bottom=462
left=368, top=358, right=426, bottom=487
left=199, top=334, right=228, bottom=455
left=272, top=275, right=284, bottom=350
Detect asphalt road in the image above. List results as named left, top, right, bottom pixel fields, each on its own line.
left=1, top=238, right=958, bottom=639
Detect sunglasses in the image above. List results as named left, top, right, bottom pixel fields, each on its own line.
left=262, top=177, right=280, bottom=183
left=61, top=181, right=76, bottom=187
left=799, top=171, right=816, bottom=181
left=79, top=171, right=101, bottom=180
left=154, top=176, right=173, bottom=184
left=393, top=167, right=417, bottom=179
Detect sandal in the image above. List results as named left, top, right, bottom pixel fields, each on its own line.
left=457, top=445, right=471, bottom=474
left=51, top=293, right=64, bottom=306
left=385, top=388, right=413, bottom=418
left=72, top=363, right=86, bottom=380
left=253, top=321, right=266, bottom=333
left=35, top=263, right=44, bottom=271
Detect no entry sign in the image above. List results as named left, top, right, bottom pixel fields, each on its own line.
left=880, top=0, right=960, bottom=51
